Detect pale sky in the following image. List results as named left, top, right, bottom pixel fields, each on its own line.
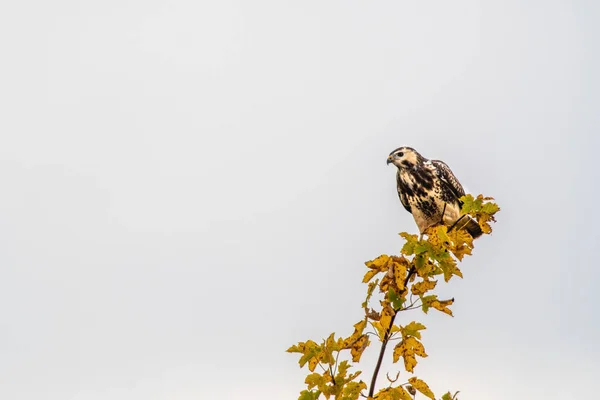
left=0, top=1, right=598, bottom=399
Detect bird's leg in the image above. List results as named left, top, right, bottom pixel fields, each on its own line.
left=439, top=203, right=447, bottom=225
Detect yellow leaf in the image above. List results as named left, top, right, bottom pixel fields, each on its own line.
left=365, top=254, right=391, bottom=271
left=343, top=320, right=367, bottom=349
left=325, top=332, right=340, bottom=353
left=308, top=357, right=318, bottom=372
left=408, top=377, right=435, bottom=399
left=380, top=301, right=395, bottom=332
left=340, top=381, right=367, bottom=400
left=362, top=269, right=379, bottom=283
left=393, top=336, right=427, bottom=373
left=391, top=256, right=409, bottom=292
left=350, top=334, right=369, bottom=362
left=438, top=257, right=461, bottom=282
left=447, top=228, right=473, bottom=261
left=430, top=298, right=454, bottom=316
left=375, top=386, right=413, bottom=400
left=305, top=373, right=325, bottom=390
left=370, top=321, right=386, bottom=341
left=411, top=279, right=437, bottom=296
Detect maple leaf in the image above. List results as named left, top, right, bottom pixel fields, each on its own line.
left=343, top=320, right=367, bottom=349
left=438, top=257, right=462, bottom=282
left=411, top=279, right=437, bottom=296
left=364, top=255, right=391, bottom=283
left=350, top=334, right=369, bottom=362
left=298, top=390, right=321, bottom=400
left=422, top=295, right=454, bottom=316
left=430, top=298, right=454, bottom=316
left=391, top=256, right=409, bottom=293
left=305, top=373, right=325, bottom=390
left=387, top=288, right=404, bottom=310
left=401, top=321, right=426, bottom=340
left=408, top=377, right=435, bottom=399
left=340, top=381, right=367, bottom=400
left=380, top=301, right=395, bottom=331
left=375, top=386, right=413, bottom=400
left=447, top=228, right=473, bottom=260
left=393, top=336, right=427, bottom=373
left=399, top=232, right=419, bottom=255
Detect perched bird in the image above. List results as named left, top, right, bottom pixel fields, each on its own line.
left=387, top=146, right=482, bottom=238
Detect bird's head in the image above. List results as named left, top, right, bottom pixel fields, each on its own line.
left=387, top=146, right=424, bottom=169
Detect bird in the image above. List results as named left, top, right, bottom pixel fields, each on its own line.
left=386, top=146, right=482, bottom=238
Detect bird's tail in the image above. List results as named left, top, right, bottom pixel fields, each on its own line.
left=455, top=216, right=483, bottom=239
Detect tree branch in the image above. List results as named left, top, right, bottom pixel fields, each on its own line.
left=368, top=265, right=416, bottom=397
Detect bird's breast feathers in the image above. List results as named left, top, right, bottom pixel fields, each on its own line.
left=397, top=165, right=461, bottom=233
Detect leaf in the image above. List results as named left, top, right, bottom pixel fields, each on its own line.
left=392, top=256, right=409, bottom=293
left=343, top=320, right=367, bottom=349
left=350, top=334, right=369, bottom=362
left=482, top=202, right=500, bottom=214
left=308, top=357, right=318, bottom=372
left=366, top=308, right=380, bottom=321
left=380, top=301, right=395, bottom=331
left=388, top=288, right=404, bottom=310
left=374, top=386, right=413, bottom=400
left=305, top=373, right=325, bottom=390
left=370, top=321, right=386, bottom=341
left=408, top=377, right=435, bottom=399
left=362, top=280, right=379, bottom=308
left=447, top=228, right=473, bottom=261
left=430, top=298, right=454, bottom=316
left=340, top=381, right=367, bottom=400
left=400, top=232, right=419, bottom=255
left=335, top=360, right=350, bottom=381
left=299, top=390, right=322, bottom=400
left=438, top=257, right=461, bottom=282
left=441, top=391, right=460, bottom=400
left=435, top=225, right=451, bottom=244
left=362, top=269, right=379, bottom=284
left=364, top=255, right=391, bottom=283
left=392, top=336, right=427, bottom=373
left=401, top=321, right=426, bottom=340
left=411, top=279, right=437, bottom=296
left=460, top=194, right=478, bottom=214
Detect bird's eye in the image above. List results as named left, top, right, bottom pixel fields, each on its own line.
left=397, top=152, right=404, bottom=157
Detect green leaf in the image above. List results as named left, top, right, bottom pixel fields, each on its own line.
left=387, top=288, right=404, bottom=309
left=402, top=321, right=426, bottom=339
left=400, top=232, right=419, bottom=255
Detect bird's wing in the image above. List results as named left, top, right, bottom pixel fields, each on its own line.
left=396, top=171, right=412, bottom=213
left=431, top=160, right=466, bottom=202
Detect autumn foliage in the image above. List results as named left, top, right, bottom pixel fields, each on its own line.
left=287, top=195, right=500, bottom=400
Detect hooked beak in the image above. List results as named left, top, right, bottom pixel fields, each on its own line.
left=387, top=155, right=393, bottom=165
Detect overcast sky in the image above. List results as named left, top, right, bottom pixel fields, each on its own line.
left=1, top=1, right=598, bottom=399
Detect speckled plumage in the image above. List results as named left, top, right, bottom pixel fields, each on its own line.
left=387, top=147, right=482, bottom=238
